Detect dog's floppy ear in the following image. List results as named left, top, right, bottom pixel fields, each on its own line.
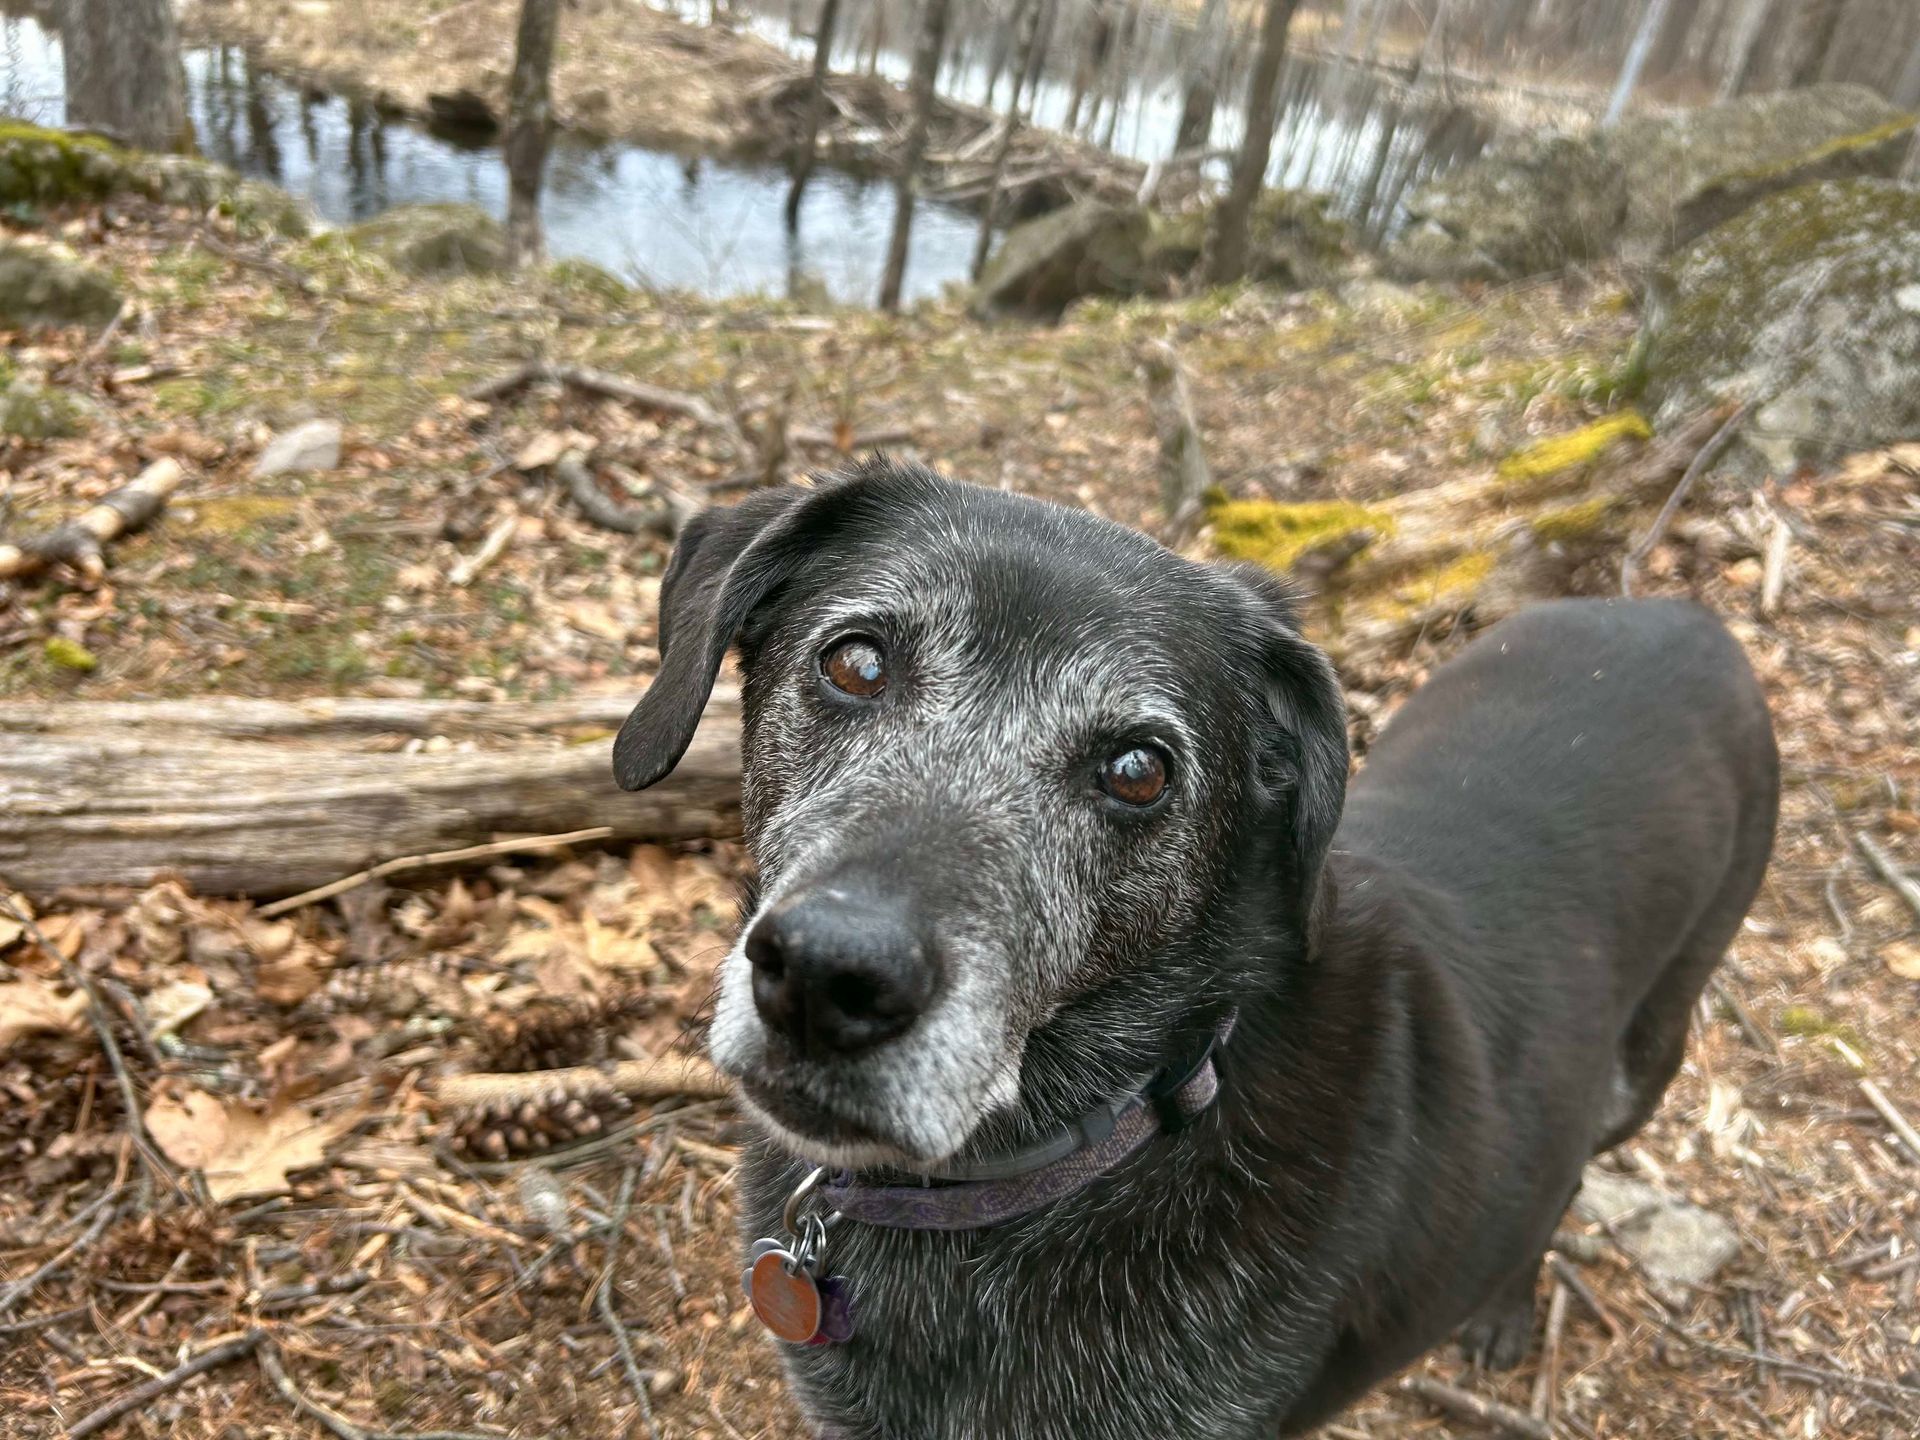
left=612, top=484, right=818, bottom=792
left=1226, top=565, right=1349, bottom=899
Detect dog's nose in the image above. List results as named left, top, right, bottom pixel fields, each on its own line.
left=745, top=888, right=937, bottom=1058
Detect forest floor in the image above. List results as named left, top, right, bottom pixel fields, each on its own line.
left=1, top=178, right=1918, bottom=1438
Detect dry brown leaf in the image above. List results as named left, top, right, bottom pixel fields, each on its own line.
left=146, top=1088, right=355, bottom=1203
left=0, top=891, right=32, bottom=953
left=1885, top=941, right=1920, bottom=981
left=0, top=979, right=88, bottom=1052
left=144, top=978, right=214, bottom=1038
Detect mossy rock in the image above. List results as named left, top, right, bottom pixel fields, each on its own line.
left=344, top=203, right=508, bottom=278
left=1646, top=179, right=1920, bottom=477
left=1145, top=189, right=1355, bottom=291
left=0, top=122, right=127, bottom=205
left=1615, top=85, right=1915, bottom=258
left=1388, top=132, right=1627, bottom=282
left=0, top=243, right=121, bottom=329
left=0, top=123, right=314, bottom=237
left=0, top=378, right=90, bottom=439
left=545, top=257, right=633, bottom=308
left=973, top=200, right=1154, bottom=319
left=1388, top=85, right=1915, bottom=282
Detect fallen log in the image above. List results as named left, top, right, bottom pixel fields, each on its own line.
left=0, top=690, right=741, bottom=900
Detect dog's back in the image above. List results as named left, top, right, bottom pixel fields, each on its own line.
left=1284, top=597, right=1778, bottom=1426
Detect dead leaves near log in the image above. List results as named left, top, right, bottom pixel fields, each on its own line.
left=0, top=457, right=187, bottom=585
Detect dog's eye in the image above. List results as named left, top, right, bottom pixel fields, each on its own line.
left=1100, top=746, right=1170, bottom=807
left=821, top=636, right=887, bottom=699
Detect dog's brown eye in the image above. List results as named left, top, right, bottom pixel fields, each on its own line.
left=1101, top=746, right=1169, bottom=807
left=822, top=637, right=887, bottom=698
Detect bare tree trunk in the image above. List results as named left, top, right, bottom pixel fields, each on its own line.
left=878, top=0, right=952, bottom=311
left=1205, top=0, right=1300, bottom=285
left=504, top=0, right=561, bottom=269
left=1779, top=0, right=1848, bottom=86
left=60, top=0, right=188, bottom=151
left=0, top=693, right=744, bottom=899
left=1894, top=28, right=1920, bottom=106
left=1720, top=0, right=1778, bottom=95
left=1064, top=0, right=1113, bottom=133
left=1605, top=0, right=1675, bottom=125
left=786, top=0, right=843, bottom=229
left=1648, top=0, right=1703, bottom=76
left=1175, top=0, right=1230, bottom=154
left=972, top=0, right=1045, bottom=280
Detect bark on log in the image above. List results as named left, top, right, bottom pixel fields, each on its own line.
left=0, top=691, right=741, bottom=900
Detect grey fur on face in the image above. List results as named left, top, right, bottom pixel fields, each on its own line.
left=710, top=528, right=1241, bottom=1168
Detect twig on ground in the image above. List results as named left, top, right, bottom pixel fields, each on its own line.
left=552, top=450, right=675, bottom=536
left=1859, top=1078, right=1920, bottom=1163
left=1653, top=1312, right=1920, bottom=1402
left=434, top=1053, right=731, bottom=1112
left=1759, top=505, right=1792, bottom=616
left=1709, top=975, right=1778, bottom=1057
left=84, top=299, right=133, bottom=360
left=598, top=1166, right=663, bottom=1440
left=1855, top=831, right=1920, bottom=925
left=66, top=1328, right=266, bottom=1439
left=255, top=1270, right=374, bottom=1310
left=466, top=361, right=736, bottom=440
left=1400, top=1373, right=1552, bottom=1439
left=258, top=826, right=615, bottom=918
left=0, top=1196, right=118, bottom=1318
left=1620, top=401, right=1753, bottom=597
left=0, top=1304, right=88, bottom=1336
left=1544, top=1251, right=1623, bottom=1339
left=194, top=227, right=319, bottom=295
left=1530, top=1279, right=1569, bottom=1422
left=257, top=1341, right=517, bottom=1440
left=448, top=510, right=518, bottom=587
left=0, top=895, right=175, bottom=1193
left=0, top=457, right=187, bottom=583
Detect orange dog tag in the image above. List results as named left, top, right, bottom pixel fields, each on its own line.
left=749, top=1249, right=823, bottom=1344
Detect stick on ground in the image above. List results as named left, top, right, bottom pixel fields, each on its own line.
left=1399, top=1373, right=1553, bottom=1439
left=1855, top=831, right=1920, bottom=925
left=67, top=1328, right=266, bottom=1439
left=1859, top=1078, right=1920, bottom=1163
left=1620, top=400, right=1751, bottom=596
left=435, top=1053, right=732, bottom=1112
left=258, top=826, right=616, bottom=918
left=0, top=457, right=186, bottom=583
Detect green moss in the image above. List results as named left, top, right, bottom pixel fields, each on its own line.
left=43, top=637, right=98, bottom=672
left=0, top=122, right=126, bottom=205
left=0, top=381, right=87, bottom=439
left=1209, top=499, right=1392, bottom=572
left=1530, top=495, right=1621, bottom=544
left=1717, top=114, right=1918, bottom=188
left=183, top=495, right=300, bottom=537
left=1777, top=1005, right=1865, bottom=1050
left=1497, top=411, right=1651, bottom=489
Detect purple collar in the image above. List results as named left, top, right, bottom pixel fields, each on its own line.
left=816, top=1012, right=1236, bottom=1232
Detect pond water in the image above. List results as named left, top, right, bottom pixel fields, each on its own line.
left=0, top=12, right=984, bottom=305
left=694, top=0, right=1493, bottom=236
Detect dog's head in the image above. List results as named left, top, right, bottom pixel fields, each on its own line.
left=615, top=461, right=1346, bottom=1168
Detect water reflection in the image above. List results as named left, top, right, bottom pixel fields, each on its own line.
left=703, top=0, right=1491, bottom=234
left=0, top=11, right=982, bottom=305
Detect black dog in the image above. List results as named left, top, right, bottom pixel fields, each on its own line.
left=612, top=461, right=1779, bottom=1439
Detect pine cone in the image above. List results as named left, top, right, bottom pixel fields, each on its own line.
left=446, top=1090, right=633, bottom=1161
left=467, top=983, right=654, bottom=1074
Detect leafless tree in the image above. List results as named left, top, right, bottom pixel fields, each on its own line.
left=1205, top=0, right=1300, bottom=285
left=786, top=0, right=843, bottom=229
left=60, top=0, right=188, bottom=151
left=1606, top=0, right=1676, bottom=124
left=1778, top=0, right=1848, bottom=87
left=879, top=0, right=953, bottom=310
left=1175, top=0, right=1230, bottom=154
left=972, top=0, right=1046, bottom=279
left=504, top=0, right=561, bottom=269
left=1895, top=28, right=1920, bottom=106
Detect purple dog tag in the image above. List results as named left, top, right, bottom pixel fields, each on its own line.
left=806, top=1275, right=855, bottom=1345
